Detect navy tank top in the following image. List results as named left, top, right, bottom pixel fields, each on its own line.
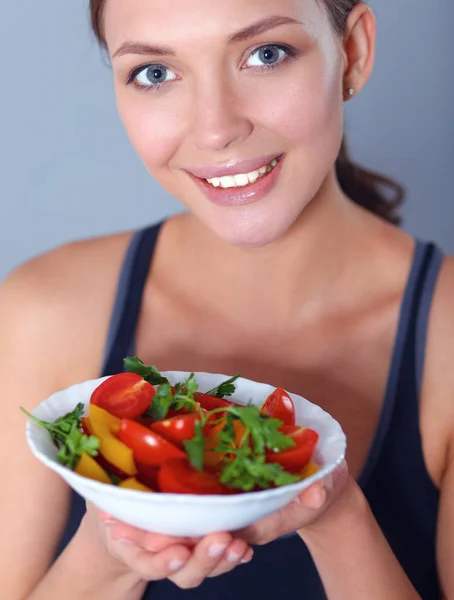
left=57, top=223, right=444, bottom=599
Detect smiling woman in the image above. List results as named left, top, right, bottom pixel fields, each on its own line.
left=93, top=0, right=404, bottom=227
left=1, top=0, right=453, bottom=599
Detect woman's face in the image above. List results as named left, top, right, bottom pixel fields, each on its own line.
left=104, top=0, right=346, bottom=247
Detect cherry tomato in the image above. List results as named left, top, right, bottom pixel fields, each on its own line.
left=150, top=414, right=201, bottom=449
left=135, top=462, right=160, bottom=489
left=90, top=373, right=155, bottom=420
left=118, top=419, right=185, bottom=467
left=261, top=388, right=295, bottom=426
left=158, top=459, right=231, bottom=495
left=195, top=393, right=232, bottom=412
left=266, top=425, right=319, bottom=472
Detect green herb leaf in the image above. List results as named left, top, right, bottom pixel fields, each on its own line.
left=206, top=373, right=242, bottom=398
left=148, top=383, right=175, bottom=421
left=20, top=404, right=100, bottom=471
left=219, top=448, right=301, bottom=491
left=124, top=357, right=169, bottom=385
left=184, top=421, right=206, bottom=471
left=235, top=406, right=295, bottom=454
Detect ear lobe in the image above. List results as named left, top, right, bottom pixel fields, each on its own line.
left=342, top=4, right=376, bottom=97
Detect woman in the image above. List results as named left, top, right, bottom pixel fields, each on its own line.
left=1, top=0, right=453, bottom=598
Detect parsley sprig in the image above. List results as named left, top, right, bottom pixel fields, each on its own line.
left=124, top=357, right=169, bottom=385
left=198, top=406, right=300, bottom=491
left=206, top=374, right=242, bottom=398
left=20, top=403, right=100, bottom=470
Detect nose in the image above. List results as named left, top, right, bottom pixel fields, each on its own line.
left=189, top=76, right=252, bottom=153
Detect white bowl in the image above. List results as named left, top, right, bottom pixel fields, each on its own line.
left=25, top=372, right=346, bottom=537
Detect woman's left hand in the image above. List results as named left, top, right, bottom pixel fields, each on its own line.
left=235, top=460, right=351, bottom=546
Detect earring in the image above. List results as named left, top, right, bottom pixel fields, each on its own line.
left=348, top=88, right=355, bottom=96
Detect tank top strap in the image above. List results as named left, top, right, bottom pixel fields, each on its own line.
left=358, top=239, right=444, bottom=487
left=101, top=222, right=163, bottom=377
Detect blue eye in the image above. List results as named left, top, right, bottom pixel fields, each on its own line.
left=246, top=45, right=289, bottom=68
left=129, top=64, right=177, bottom=89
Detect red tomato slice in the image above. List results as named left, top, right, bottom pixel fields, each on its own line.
left=266, top=425, right=319, bottom=472
left=90, top=373, right=155, bottom=420
left=195, top=393, right=232, bottom=411
left=118, top=419, right=185, bottom=467
left=158, top=459, right=232, bottom=495
left=150, top=414, right=201, bottom=449
left=136, top=462, right=160, bottom=489
left=261, top=388, right=295, bottom=426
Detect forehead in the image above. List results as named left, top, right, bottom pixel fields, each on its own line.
left=103, top=0, right=329, bottom=50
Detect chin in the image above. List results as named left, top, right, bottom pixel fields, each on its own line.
left=205, top=201, right=308, bottom=249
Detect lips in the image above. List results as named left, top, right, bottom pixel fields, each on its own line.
left=186, top=154, right=286, bottom=207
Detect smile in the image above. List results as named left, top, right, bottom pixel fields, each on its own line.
left=206, top=158, right=279, bottom=189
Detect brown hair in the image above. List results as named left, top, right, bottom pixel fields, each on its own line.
left=89, top=0, right=404, bottom=225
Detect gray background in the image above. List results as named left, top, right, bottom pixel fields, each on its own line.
left=0, top=0, right=453, bottom=281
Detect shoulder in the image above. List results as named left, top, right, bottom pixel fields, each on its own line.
left=419, top=253, right=454, bottom=486
left=0, top=230, right=134, bottom=390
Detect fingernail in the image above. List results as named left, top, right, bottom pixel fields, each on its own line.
left=227, top=551, right=242, bottom=564
left=241, top=550, right=254, bottom=564
left=169, top=559, right=186, bottom=572
left=208, top=542, right=229, bottom=558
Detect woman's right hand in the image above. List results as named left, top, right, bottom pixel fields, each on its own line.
left=83, top=503, right=254, bottom=590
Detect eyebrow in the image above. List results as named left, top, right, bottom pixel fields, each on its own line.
left=112, top=15, right=302, bottom=59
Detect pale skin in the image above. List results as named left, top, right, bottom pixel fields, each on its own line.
left=1, top=0, right=454, bottom=598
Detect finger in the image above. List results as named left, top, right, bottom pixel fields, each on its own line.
left=168, top=533, right=235, bottom=589
left=127, top=544, right=193, bottom=582
left=207, top=540, right=253, bottom=578
left=107, top=520, right=192, bottom=552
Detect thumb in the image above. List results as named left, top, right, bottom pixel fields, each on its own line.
left=296, top=481, right=327, bottom=510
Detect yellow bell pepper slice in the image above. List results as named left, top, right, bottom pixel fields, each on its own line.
left=300, top=462, right=320, bottom=479
left=119, top=478, right=154, bottom=492
left=75, top=452, right=111, bottom=484
left=88, top=404, right=137, bottom=476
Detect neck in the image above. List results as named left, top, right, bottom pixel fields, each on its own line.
left=178, top=171, right=378, bottom=327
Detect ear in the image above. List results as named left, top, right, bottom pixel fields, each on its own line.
left=342, top=3, right=376, bottom=100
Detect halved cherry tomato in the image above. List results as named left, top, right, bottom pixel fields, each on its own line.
left=261, top=388, right=295, bottom=426
left=119, top=477, right=154, bottom=492
left=150, top=413, right=201, bottom=449
left=195, top=393, right=232, bottom=412
left=266, top=425, right=319, bottom=472
left=90, top=373, right=155, bottom=420
left=118, top=419, right=185, bottom=467
left=136, top=462, right=160, bottom=489
left=158, top=459, right=231, bottom=495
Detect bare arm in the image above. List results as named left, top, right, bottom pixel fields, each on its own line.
left=0, top=238, right=129, bottom=599
left=300, top=479, right=421, bottom=600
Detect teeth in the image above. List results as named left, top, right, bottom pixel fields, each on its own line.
left=220, top=176, right=235, bottom=189
left=206, top=158, right=279, bottom=189
left=248, top=171, right=260, bottom=184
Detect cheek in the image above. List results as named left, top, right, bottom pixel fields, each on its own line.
left=115, top=90, right=184, bottom=175
left=246, top=53, right=343, bottom=152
